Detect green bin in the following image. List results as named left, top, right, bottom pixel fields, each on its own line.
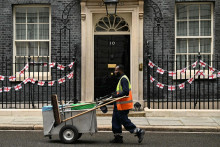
left=71, top=103, right=96, bottom=110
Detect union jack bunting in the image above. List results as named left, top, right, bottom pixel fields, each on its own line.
left=218, top=72, right=220, bottom=78
left=196, top=70, right=205, bottom=77
left=57, top=64, right=65, bottom=70
left=180, top=68, right=186, bottom=74
left=29, top=78, right=36, bottom=84
left=58, top=78, right=66, bottom=84
left=14, top=84, right=22, bottom=91
left=179, top=83, right=185, bottom=89
left=209, top=66, right=216, bottom=73
left=49, top=62, right=56, bottom=68
left=148, top=61, right=155, bottom=68
left=23, top=78, right=30, bottom=84
left=67, top=72, right=74, bottom=79
left=4, top=87, right=11, bottom=92
left=48, top=81, right=55, bottom=86
left=188, top=77, right=194, bottom=84
left=209, top=74, right=216, bottom=79
left=38, top=81, right=45, bottom=86
left=156, top=82, right=164, bottom=89
left=9, top=76, right=16, bottom=81
left=199, top=60, right=206, bottom=68
left=168, top=71, right=176, bottom=77
left=168, top=85, right=175, bottom=91
left=19, top=69, right=25, bottom=75
left=24, top=64, right=29, bottom=71
left=150, top=76, right=155, bottom=83
left=192, top=61, right=198, bottom=68
left=0, top=75, right=5, bottom=81
left=157, top=67, right=165, bottom=74
left=68, top=62, right=74, bottom=69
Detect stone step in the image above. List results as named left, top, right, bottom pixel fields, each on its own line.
left=96, top=110, right=145, bottom=117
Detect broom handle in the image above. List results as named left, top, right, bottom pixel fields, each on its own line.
left=62, top=96, right=127, bottom=122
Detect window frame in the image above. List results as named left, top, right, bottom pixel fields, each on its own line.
left=175, top=2, right=214, bottom=79
left=13, top=5, right=51, bottom=80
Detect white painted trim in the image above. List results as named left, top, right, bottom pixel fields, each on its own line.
left=81, top=0, right=144, bottom=102
left=13, top=5, right=51, bottom=79
left=175, top=2, right=214, bottom=72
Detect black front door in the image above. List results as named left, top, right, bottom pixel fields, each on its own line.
left=94, top=35, right=130, bottom=99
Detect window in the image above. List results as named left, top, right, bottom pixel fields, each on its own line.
left=14, top=5, right=51, bottom=77
left=175, top=3, right=213, bottom=70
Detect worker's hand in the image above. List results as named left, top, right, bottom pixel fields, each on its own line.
left=111, top=92, right=117, bottom=98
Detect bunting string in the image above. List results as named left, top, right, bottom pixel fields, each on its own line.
left=148, top=59, right=220, bottom=91
left=0, top=61, right=75, bottom=80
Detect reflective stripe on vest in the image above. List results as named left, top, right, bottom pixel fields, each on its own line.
left=116, top=75, right=133, bottom=110
left=116, top=100, right=133, bottom=105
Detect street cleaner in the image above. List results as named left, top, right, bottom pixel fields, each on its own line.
left=101, top=65, right=145, bottom=143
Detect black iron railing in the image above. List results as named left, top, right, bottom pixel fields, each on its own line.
left=0, top=56, right=77, bottom=109
left=146, top=53, right=220, bottom=109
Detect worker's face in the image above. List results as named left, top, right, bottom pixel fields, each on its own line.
left=114, top=66, right=120, bottom=77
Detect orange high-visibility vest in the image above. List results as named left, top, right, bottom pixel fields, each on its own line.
left=116, top=75, right=133, bottom=110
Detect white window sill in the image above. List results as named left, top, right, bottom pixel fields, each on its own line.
left=15, top=72, right=52, bottom=81
left=173, top=70, right=216, bottom=80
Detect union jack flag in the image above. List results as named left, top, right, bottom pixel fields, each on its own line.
left=148, top=61, right=155, bottom=68
left=57, top=64, right=65, bottom=70
left=209, top=66, right=216, bottom=73
left=49, top=62, right=56, bottom=68
left=58, top=78, right=66, bottom=84
left=29, top=78, right=36, bottom=84
left=14, top=84, right=22, bottom=91
left=199, top=60, right=206, bottom=68
left=180, top=68, right=186, bottom=74
left=209, top=74, right=216, bottom=79
left=9, top=76, right=16, bottom=81
left=179, top=83, right=185, bottom=89
left=23, top=78, right=30, bottom=84
left=168, top=85, right=175, bottom=91
left=192, top=61, right=198, bottom=68
left=188, top=77, right=194, bottom=84
left=218, top=72, right=220, bottom=78
left=67, top=72, right=74, bottom=79
left=156, top=82, right=164, bottom=89
left=48, top=81, right=55, bottom=86
left=68, top=62, right=74, bottom=69
left=24, top=64, right=29, bottom=71
left=196, top=70, right=205, bottom=77
left=4, top=87, right=11, bottom=92
left=38, top=81, right=45, bottom=86
left=0, top=75, right=5, bottom=81
left=157, top=67, right=165, bottom=74
left=0, top=88, right=2, bottom=93
left=150, top=76, right=155, bottom=83
left=168, top=71, right=176, bottom=77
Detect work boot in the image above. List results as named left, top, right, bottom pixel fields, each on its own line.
left=134, top=128, right=145, bottom=143
left=109, top=135, right=123, bottom=143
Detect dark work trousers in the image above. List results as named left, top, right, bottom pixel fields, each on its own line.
left=112, top=107, right=136, bottom=134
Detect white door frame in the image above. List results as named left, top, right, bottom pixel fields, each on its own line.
left=81, top=0, right=144, bottom=104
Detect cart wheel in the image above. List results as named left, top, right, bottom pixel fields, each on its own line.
left=78, top=133, right=82, bottom=139
left=59, top=125, right=79, bottom=144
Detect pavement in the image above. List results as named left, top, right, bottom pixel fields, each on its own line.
left=0, top=109, right=220, bottom=132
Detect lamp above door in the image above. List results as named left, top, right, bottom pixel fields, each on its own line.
left=102, top=0, right=119, bottom=16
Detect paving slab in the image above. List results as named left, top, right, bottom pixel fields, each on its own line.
left=211, top=117, right=220, bottom=125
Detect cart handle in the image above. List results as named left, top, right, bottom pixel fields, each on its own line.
left=62, top=96, right=127, bottom=122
